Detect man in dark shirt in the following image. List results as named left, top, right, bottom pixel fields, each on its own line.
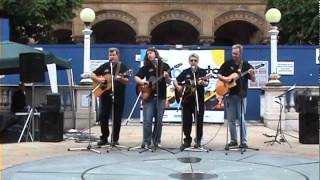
left=217, top=44, right=255, bottom=149
left=91, top=47, right=129, bottom=146
left=11, top=83, right=26, bottom=113
left=174, top=53, right=209, bottom=150
left=135, top=47, right=171, bottom=148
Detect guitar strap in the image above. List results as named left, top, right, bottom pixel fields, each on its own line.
left=238, top=60, right=243, bottom=74
left=115, top=62, right=121, bottom=76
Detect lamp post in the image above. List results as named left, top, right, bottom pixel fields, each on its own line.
left=265, top=8, right=281, bottom=85
left=79, top=8, right=96, bottom=84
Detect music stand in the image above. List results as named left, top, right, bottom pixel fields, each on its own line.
left=264, top=84, right=296, bottom=148
left=68, top=91, right=101, bottom=154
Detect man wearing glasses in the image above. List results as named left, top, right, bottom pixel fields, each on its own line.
left=174, top=53, right=209, bottom=150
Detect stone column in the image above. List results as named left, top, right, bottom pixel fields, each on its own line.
left=199, top=36, right=214, bottom=45
left=136, top=35, right=151, bottom=44
left=262, top=86, right=288, bottom=130
left=74, top=85, right=96, bottom=130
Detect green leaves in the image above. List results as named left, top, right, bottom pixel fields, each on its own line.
left=2, top=0, right=81, bottom=43
left=265, top=0, right=318, bottom=44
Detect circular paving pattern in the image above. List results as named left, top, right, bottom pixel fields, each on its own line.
left=3, top=150, right=316, bottom=180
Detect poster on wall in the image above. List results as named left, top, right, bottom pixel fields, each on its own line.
left=248, top=61, right=268, bottom=88
left=138, top=49, right=225, bottom=123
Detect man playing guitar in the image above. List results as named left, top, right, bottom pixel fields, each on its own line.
left=217, top=44, right=255, bottom=149
left=91, top=47, right=129, bottom=146
left=134, top=47, right=171, bottom=149
left=174, top=53, right=209, bottom=150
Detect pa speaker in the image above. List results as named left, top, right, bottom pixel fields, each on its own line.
left=299, top=113, right=319, bottom=144
left=297, top=95, right=319, bottom=144
left=19, top=53, right=45, bottom=83
left=40, top=112, right=63, bottom=142
left=46, top=93, right=61, bottom=112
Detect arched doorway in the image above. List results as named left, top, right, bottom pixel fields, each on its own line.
left=92, top=20, right=136, bottom=44
left=52, top=29, right=73, bottom=44
left=214, top=21, right=258, bottom=45
left=151, top=20, right=199, bottom=45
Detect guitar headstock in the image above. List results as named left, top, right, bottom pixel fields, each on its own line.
left=173, top=63, right=183, bottom=69
left=254, top=64, right=264, bottom=69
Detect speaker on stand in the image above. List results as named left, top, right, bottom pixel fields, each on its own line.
left=17, top=53, right=45, bottom=143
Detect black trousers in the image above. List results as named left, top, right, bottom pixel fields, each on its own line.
left=182, top=101, right=204, bottom=144
left=99, top=94, right=124, bottom=142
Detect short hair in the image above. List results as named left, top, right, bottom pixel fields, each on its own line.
left=232, top=44, right=243, bottom=55
left=108, top=47, right=120, bottom=55
left=188, top=53, right=199, bottom=60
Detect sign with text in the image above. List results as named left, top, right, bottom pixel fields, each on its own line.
left=277, top=61, right=294, bottom=75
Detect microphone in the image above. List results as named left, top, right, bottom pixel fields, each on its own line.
left=191, top=65, right=196, bottom=73
left=152, top=58, right=158, bottom=68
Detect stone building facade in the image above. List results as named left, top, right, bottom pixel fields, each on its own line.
left=53, top=0, right=270, bottom=45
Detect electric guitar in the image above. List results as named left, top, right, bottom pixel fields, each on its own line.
left=136, top=63, right=182, bottom=101
left=175, top=73, right=214, bottom=104
left=215, top=64, right=264, bottom=96
left=93, top=69, right=132, bottom=97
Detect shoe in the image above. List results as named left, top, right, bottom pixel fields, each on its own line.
left=239, top=143, right=248, bottom=148
left=154, top=143, right=162, bottom=148
left=141, top=143, right=151, bottom=149
left=111, top=141, right=119, bottom=146
left=194, top=143, right=201, bottom=148
left=97, top=139, right=108, bottom=146
left=228, top=142, right=238, bottom=146
left=180, top=143, right=191, bottom=151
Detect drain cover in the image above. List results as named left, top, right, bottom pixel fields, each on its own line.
left=169, top=172, right=218, bottom=179
left=177, top=157, right=202, bottom=163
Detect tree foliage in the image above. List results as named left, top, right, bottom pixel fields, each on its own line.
left=265, top=0, right=319, bottom=45
left=1, top=0, right=82, bottom=44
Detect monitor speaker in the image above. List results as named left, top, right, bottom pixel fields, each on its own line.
left=19, top=53, right=45, bottom=83
left=40, top=112, right=63, bottom=142
left=46, top=93, right=61, bottom=112
left=298, top=96, right=319, bottom=144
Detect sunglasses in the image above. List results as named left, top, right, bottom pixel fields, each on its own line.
left=189, top=59, right=198, bottom=62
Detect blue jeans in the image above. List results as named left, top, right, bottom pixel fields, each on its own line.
left=225, top=95, right=247, bottom=144
left=142, top=98, right=165, bottom=146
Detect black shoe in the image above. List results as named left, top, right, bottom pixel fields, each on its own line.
left=239, top=143, right=248, bottom=148
left=97, top=139, right=108, bottom=146
left=194, top=143, right=201, bottom=148
left=180, top=143, right=191, bottom=151
left=141, top=143, right=151, bottom=149
left=228, top=142, right=238, bottom=146
left=111, top=141, right=119, bottom=146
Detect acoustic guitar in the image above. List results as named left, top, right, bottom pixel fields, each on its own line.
left=175, top=73, right=214, bottom=104
left=136, top=63, right=182, bottom=101
left=93, top=69, right=132, bottom=97
left=215, top=64, right=264, bottom=96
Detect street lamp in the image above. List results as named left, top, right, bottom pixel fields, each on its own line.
left=79, top=8, right=96, bottom=84
left=265, top=8, right=281, bottom=85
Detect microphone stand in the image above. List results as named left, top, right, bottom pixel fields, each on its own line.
left=225, top=68, right=258, bottom=155
left=152, top=60, right=174, bottom=154
left=106, top=62, right=128, bottom=152
left=183, top=68, right=208, bottom=152
left=68, top=91, right=100, bottom=154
